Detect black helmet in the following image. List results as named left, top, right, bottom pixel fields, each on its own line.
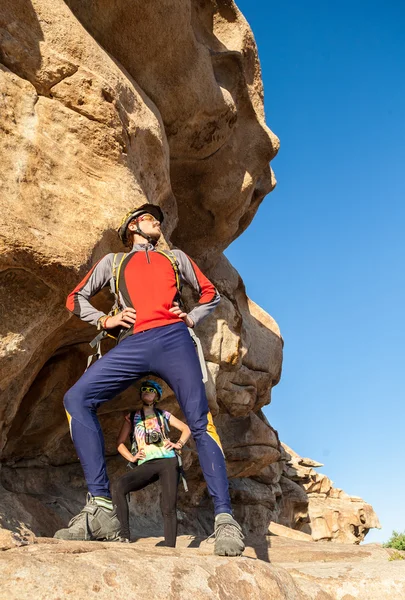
left=118, top=203, right=164, bottom=244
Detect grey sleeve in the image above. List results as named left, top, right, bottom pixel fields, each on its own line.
left=173, top=249, right=220, bottom=328
left=66, top=253, right=114, bottom=326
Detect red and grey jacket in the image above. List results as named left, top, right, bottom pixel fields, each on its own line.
left=66, top=244, right=220, bottom=334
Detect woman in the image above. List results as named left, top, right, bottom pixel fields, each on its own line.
left=113, top=379, right=191, bottom=546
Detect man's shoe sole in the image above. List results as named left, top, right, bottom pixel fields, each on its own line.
left=54, top=532, right=121, bottom=542
left=215, top=543, right=245, bottom=557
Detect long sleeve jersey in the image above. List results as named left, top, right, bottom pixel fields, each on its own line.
left=66, top=244, right=220, bottom=334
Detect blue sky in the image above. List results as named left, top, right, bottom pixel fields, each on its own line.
left=225, top=1, right=405, bottom=543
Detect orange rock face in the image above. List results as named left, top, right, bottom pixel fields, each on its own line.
left=0, top=0, right=377, bottom=547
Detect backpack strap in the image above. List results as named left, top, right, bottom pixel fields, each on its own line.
left=87, top=252, right=127, bottom=363
left=176, top=452, right=189, bottom=493
left=157, top=250, right=207, bottom=384
left=129, top=410, right=137, bottom=446
left=156, top=249, right=181, bottom=294
left=126, top=410, right=139, bottom=474
left=155, top=407, right=170, bottom=437
left=103, top=252, right=127, bottom=342
left=188, top=328, right=209, bottom=383
left=110, top=252, right=127, bottom=312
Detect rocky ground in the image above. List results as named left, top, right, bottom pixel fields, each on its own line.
left=1, top=529, right=404, bottom=600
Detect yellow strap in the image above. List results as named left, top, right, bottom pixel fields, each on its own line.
left=115, top=253, right=127, bottom=296
left=112, top=253, right=118, bottom=279
left=156, top=249, right=180, bottom=291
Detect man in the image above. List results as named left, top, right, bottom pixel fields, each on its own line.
left=54, top=203, right=244, bottom=556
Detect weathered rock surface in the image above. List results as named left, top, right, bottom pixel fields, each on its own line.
left=279, top=444, right=381, bottom=544
left=0, top=535, right=404, bottom=600
left=270, top=537, right=405, bottom=600
left=269, top=521, right=314, bottom=542
left=0, top=0, right=378, bottom=555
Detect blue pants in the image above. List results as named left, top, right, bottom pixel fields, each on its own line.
left=64, top=322, right=232, bottom=515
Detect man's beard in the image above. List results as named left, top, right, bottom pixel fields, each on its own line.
left=149, top=229, right=161, bottom=244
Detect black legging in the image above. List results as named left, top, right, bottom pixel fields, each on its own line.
left=112, top=456, right=179, bottom=546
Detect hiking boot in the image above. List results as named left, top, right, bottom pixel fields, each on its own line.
left=54, top=494, right=121, bottom=541
left=214, top=513, right=245, bottom=556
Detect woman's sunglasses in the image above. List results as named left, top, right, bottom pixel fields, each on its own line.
left=140, top=386, right=157, bottom=394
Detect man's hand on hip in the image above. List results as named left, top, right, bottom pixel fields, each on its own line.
left=105, top=308, right=137, bottom=329
left=169, top=302, right=194, bottom=328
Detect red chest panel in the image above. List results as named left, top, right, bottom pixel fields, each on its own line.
left=119, top=251, right=181, bottom=333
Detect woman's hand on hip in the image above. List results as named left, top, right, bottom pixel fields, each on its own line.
left=131, top=449, right=145, bottom=462
left=164, top=440, right=183, bottom=451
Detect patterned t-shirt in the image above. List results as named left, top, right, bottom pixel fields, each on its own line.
left=130, top=410, right=175, bottom=465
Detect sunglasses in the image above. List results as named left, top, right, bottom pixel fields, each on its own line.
left=138, top=214, right=160, bottom=224
left=140, top=386, right=158, bottom=394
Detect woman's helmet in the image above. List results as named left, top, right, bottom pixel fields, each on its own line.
left=118, top=203, right=164, bottom=245
left=139, top=379, right=163, bottom=402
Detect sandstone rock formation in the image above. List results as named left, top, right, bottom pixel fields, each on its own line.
left=0, top=0, right=378, bottom=552
left=278, top=444, right=381, bottom=544
left=1, top=535, right=404, bottom=600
